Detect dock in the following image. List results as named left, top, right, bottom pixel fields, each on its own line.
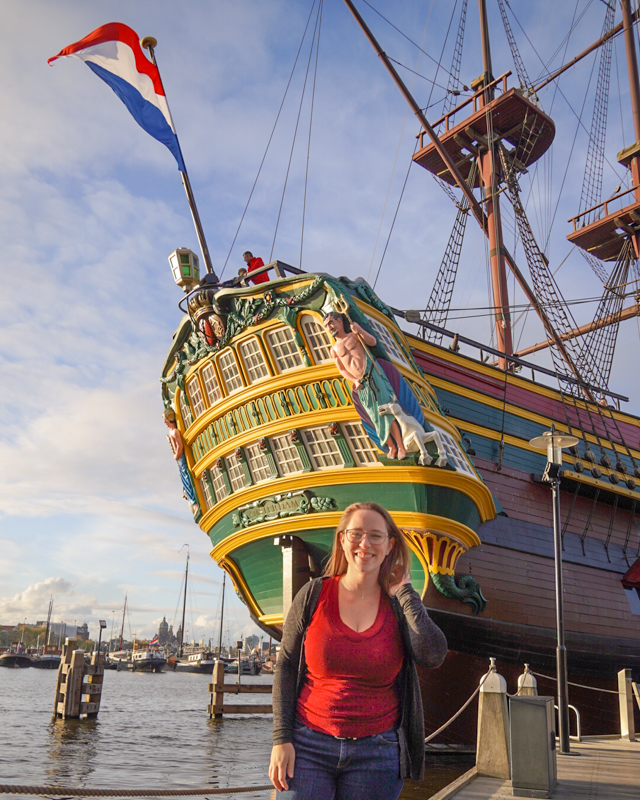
left=432, top=738, right=640, bottom=800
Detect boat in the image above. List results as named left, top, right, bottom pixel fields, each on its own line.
left=107, top=647, right=167, bottom=673
left=222, top=657, right=263, bottom=676
left=146, top=0, right=638, bottom=740
left=31, top=596, right=61, bottom=669
left=0, top=646, right=32, bottom=669
left=173, top=649, right=216, bottom=673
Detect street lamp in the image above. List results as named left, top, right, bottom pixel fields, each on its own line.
left=96, top=619, right=107, bottom=656
left=529, top=426, right=579, bottom=754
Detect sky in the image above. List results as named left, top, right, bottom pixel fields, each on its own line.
left=1, top=0, right=639, bottom=643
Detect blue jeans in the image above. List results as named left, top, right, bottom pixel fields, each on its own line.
left=277, top=720, right=403, bottom=800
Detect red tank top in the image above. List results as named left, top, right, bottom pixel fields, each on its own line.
left=296, top=576, right=404, bottom=738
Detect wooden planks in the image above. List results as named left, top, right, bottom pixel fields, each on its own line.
left=436, top=738, right=640, bottom=799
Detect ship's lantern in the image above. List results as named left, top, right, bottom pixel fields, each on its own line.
left=169, top=248, right=200, bottom=292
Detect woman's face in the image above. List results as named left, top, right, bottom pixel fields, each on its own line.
left=339, top=508, right=394, bottom=577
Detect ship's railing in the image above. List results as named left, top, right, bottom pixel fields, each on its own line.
left=179, top=260, right=307, bottom=312
left=396, top=308, right=629, bottom=407
left=568, top=184, right=640, bottom=231
left=419, top=70, right=512, bottom=142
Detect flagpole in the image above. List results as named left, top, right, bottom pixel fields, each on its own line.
left=141, top=36, right=217, bottom=280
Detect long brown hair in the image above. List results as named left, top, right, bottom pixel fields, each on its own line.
left=323, top=502, right=411, bottom=595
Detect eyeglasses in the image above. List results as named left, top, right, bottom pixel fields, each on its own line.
left=342, top=528, right=389, bottom=545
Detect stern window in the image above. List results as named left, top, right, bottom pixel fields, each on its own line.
left=187, top=376, right=206, bottom=418
left=201, top=363, right=222, bottom=405
left=302, top=427, right=344, bottom=470
left=301, top=314, right=333, bottom=364
left=271, top=434, right=305, bottom=475
left=239, top=339, right=270, bottom=384
left=266, top=327, right=304, bottom=372
left=218, top=349, right=244, bottom=394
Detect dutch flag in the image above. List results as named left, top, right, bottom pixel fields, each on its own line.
left=149, top=635, right=159, bottom=647
left=48, top=22, right=186, bottom=172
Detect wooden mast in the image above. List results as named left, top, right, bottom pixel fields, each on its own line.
left=179, top=550, right=189, bottom=658
left=478, top=0, right=513, bottom=367
left=118, top=593, right=127, bottom=651
left=622, top=0, right=640, bottom=213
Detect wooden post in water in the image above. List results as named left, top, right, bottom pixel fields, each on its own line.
left=53, top=639, right=104, bottom=720
left=207, top=660, right=272, bottom=719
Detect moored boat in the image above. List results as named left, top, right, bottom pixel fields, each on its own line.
left=0, top=648, right=33, bottom=668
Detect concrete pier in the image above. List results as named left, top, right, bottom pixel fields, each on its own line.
left=430, top=738, right=640, bottom=800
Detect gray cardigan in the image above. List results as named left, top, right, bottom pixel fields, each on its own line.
left=272, top=577, right=448, bottom=780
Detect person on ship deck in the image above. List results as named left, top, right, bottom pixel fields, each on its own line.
left=269, top=501, right=447, bottom=800
left=239, top=250, right=269, bottom=284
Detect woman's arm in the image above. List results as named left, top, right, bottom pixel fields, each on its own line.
left=394, top=583, right=447, bottom=669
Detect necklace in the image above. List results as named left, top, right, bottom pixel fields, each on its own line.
left=340, top=580, right=378, bottom=601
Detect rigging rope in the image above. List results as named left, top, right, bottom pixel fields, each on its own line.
left=497, top=0, right=537, bottom=100
left=424, top=670, right=490, bottom=743
left=300, top=0, right=323, bottom=269
left=270, top=2, right=323, bottom=261
left=221, top=1, right=319, bottom=278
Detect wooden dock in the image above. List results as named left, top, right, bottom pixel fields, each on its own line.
left=431, top=738, right=640, bottom=800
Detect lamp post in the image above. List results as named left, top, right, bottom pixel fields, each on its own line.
left=96, top=620, right=107, bottom=656
left=529, top=426, right=579, bottom=754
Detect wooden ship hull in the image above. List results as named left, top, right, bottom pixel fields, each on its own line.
left=159, top=0, right=640, bottom=743
left=161, top=266, right=640, bottom=741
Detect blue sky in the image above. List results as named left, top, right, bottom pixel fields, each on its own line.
left=1, top=0, right=639, bottom=642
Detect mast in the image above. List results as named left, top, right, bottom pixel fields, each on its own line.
left=179, top=550, right=189, bottom=658
left=622, top=0, right=640, bottom=206
left=119, top=593, right=127, bottom=650
left=44, top=596, right=53, bottom=648
left=477, top=0, right=513, bottom=366
left=217, top=572, right=226, bottom=657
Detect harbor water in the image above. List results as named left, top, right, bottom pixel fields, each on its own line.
left=0, top=667, right=472, bottom=799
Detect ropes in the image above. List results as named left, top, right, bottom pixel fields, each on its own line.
left=531, top=670, right=620, bottom=695
left=424, top=670, right=490, bottom=743
left=0, top=785, right=272, bottom=797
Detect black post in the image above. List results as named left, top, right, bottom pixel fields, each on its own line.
left=551, top=477, right=571, bottom=753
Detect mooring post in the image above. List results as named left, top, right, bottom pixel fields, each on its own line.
left=618, top=668, right=637, bottom=741
left=517, top=663, right=538, bottom=696
left=476, top=657, right=511, bottom=779
left=208, top=660, right=226, bottom=719
left=275, top=535, right=311, bottom=623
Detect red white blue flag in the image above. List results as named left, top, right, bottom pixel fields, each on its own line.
left=48, top=22, right=186, bottom=172
left=149, top=635, right=159, bottom=647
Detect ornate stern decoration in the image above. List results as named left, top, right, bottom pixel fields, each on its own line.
left=404, top=529, right=487, bottom=615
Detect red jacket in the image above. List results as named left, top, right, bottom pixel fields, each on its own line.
left=247, top=256, right=268, bottom=284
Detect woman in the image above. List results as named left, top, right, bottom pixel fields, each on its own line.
left=269, top=502, right=448, bottom=799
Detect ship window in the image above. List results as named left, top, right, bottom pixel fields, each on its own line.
left=239, top=338, right=270, bottom=384
left=210, top=464, right=228, bottom=501
left=245, top=442, right=272, bottom=483
left=271, top=434, right=305, bottom=475
left=302, top=427, right=344, bottom=470
left=624, top=587, right=640, bottom=616
left=365, top=316, right=410, bottom=367
left=201, top=363, right=222, bottom=405
left=300, top=314, right=333, bottom=364
left=225, top=454, right=248, bottom=493
left=266, top=327, right=304, bottom=372
left=342, top=422, right=379, bottom=466
left=179, top=392, right=193, bottom=429
left=432, top=425, right=476, bottom=477
left=200, top=475, right=214, bottom=510
left=187, top=376, right=206, bottom=418
left=218, top=349, right=244, bottom=394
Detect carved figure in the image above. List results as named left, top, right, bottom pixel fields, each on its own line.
left=323, top=311, right=447, bottom=467
left=163, top=409, right=200, bottom=518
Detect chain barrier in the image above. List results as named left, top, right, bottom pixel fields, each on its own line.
left=0, top=785, right=272, bottom=797
left=531, top=670, right=620, bottom=694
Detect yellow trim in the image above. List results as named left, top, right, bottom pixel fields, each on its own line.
left=258, top=613, right=283, bottom=627
left=218, top=557, right=263, bottom=620
left=428, top=375, right=640, bottom=461
left=561, top=469, right=640, bottom=500
left=409, top=333, right=640, bottom=427
left=199, top=464, right=495, bottom=534
left=209, top=509, right=481, bottom=564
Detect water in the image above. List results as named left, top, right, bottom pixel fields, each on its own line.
left=0, top=668, right=472, bottom=799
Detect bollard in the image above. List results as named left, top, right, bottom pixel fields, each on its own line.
left=618, top=668, right=636, bottom=741
left=517, top=664, right=538, bottom=697
left=476, top=657, right=511, bottom=779
left=208, top=660, right=226, bottom=718
left=53, top=639, right=104, bottom=720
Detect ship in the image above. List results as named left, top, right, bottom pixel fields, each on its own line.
left=160, top=0, right=640, bottom=740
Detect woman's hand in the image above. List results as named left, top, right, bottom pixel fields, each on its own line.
left=388, top=569, right=411, bottom=597
left=269, top=743, right=296, bottom=792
